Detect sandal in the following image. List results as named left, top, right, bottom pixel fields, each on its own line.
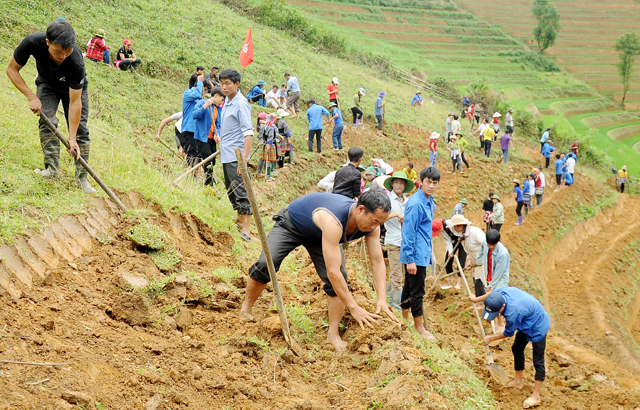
left=523, top=397, right=541, bottom=408
left=239, top=232, right=252, bottom=242
left=421, top=331, right=437, bottom=341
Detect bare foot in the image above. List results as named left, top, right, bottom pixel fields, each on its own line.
left=327, top=333, right=347, bottom=351
left=508, top=379, right=524, bottom=390
left=239, top=310, right=255, bottom=322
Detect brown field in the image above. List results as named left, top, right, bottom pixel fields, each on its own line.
left=581, top=112, right=640, bottom=129
left=287, top=0, right=371, bottom=13
left=335, top=21, right=441, bottom=34
left=360, top=31, right=458, bottom=43
left=545, top=47, right=617, bottom=57
left=608, top=123, right=640, bottom=140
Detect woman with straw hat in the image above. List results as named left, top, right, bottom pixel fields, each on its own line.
left=446, top=133, right=463, bottom=174
left=383, top=171, right=414, bottom=309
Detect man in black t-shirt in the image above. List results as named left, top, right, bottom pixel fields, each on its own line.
left=332, top=146, right=364, bottom=199
left=7, top=20, right=95, bottom=194
left=116, top=39, right=142, bottom=71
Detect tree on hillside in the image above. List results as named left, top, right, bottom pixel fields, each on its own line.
left=532, top=0, right=561, bottom=53
left=614, top=32, right=640, bottom=106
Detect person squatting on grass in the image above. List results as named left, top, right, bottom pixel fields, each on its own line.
left=218, top=68, right=254, bottom=242
left=116, top=39, right=142, bottom=71
left=240, top=191, right=399, bottom=351
left=399, top=166, right=441, bottom=340
left=470, top=287, right=550, bottom=409
left=7, top=20, right=96, bottom=194
left=306, top=99, right=330, bottom=156
left=383, top=171, right=413, bottom=309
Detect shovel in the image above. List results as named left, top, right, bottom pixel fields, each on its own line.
left=454, top=256, right=509, bottom=385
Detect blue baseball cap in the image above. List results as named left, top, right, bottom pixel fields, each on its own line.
left=482, top=292, right=505, bottom=321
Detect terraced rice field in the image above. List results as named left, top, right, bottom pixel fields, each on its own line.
left=461, top=0, right=640, bottom=109
left=289, top=0, right=640, bottom=171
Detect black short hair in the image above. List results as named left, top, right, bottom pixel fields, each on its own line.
left=419, top=166, right=440, bottom=182
left=188, top=73, right=198, bottom=88
left=196, top=66, right=204, bottom=72
left=219, top=68, right=241, bottom=84
left=211, top=66, right=219, bottom=71
left=284, top=72, right=291, bottom=77
left=555, top=154, right=560, bottom=159
left=486, top=229, right=501, bottom=245
left=211, top=87, right=224, bottom=98
left=357, top=190, right=391, bottom=214
left=348, top=146, right=364, bottom=162
left=453, top=115, right=459, bottom=120
left=272, top=85, right=278, bottom=89
left=46, top=21, right=76, bottom=49
left=488, top=191, right=494, bottom=197
left=308, top=99, right=315, bottom=105
left=407, top=162, right=414, bottom=168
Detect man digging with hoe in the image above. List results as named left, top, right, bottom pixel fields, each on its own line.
left=240, top=190, right=398, bottom=351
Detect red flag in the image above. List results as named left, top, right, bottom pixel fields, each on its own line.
left=239, top=28, right=254, bottom=68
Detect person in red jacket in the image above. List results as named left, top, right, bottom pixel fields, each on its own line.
left=86, top=29, right=110, bottom=66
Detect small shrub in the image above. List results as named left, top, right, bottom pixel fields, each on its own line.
left=127, top=220, right=166, bottom=250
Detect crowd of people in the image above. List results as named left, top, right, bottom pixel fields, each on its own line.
left=10, top=19, right=618, bottom=410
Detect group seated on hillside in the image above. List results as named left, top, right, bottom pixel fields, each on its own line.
left=116, top=39, right=142, bottom=71
left=86, top=30, right=142, bottom=72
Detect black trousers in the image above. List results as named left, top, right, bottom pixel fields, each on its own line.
left=492, top=223, right=503, bottom=232
left=516, top=201, right=524, bottom=216
left=484, top=140, right=492, bottom=157
left=474, top=278, right=485, bottom=297
left=182, top=131, right=199, bottom=166
left=308, top=129, right=322, bottom=153
left=512, top=331, right=547, bottom=381
left=351, top=107, right=363, bottom=124
left=248, top=209, right=348, bottom=297
left=461, top=152, right=470, bottom=168
left=445, top=244, right=467, bottom=275
left=400, top=265, right=427, bottom=317
left=195, top=140, right=215, bottom=186
left=545, top=157, right=550, bottom=169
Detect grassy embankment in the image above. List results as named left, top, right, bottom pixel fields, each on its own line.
left=0, top=1, right=502, bottom=407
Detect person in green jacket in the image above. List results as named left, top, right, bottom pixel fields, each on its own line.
left=351, top=88, right=365, bottom=127
left=491, top=194, right=504, bottom=232
left=456, top=132, right=470, bottom=169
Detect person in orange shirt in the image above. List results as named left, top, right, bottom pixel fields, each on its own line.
left=327, top=77, right=339, bottom=106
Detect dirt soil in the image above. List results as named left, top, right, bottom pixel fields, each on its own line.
left=2, top=127, right=640, bottom=409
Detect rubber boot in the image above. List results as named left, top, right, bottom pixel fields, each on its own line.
left=288, top=150, right=294, bottom=165
left=38, top=130, right=61, bottom=178
left=271, top=161, right=278, bottom=177
left=257, top=158, right=265, bottom=175
left=75, top=142, right=96, bottom=194
left=524, top=207, right=529, bottom=217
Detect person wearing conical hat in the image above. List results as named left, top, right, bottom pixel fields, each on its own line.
left=383, top=171, right=414, bottom=309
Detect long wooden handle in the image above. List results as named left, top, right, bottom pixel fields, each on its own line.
left=428, top=240, right=460, bottom=291
left=234, top=148, right=296, bottom=352
left=40, top=112, right=128, bottom=213
left=455, top=255, right=494, bottom=363
left=172, top=151, right=219, bottom=184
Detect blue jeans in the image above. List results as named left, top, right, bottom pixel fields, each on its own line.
left=430, top=150, right=438, bottom=168
left=502, top=149, right=509, bottom=163
left=103, top=49, right=111, bottom=65
left=332, top=124, right=343, bottom=149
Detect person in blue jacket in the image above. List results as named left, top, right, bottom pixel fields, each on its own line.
left=328, top=102, right=344, bottom=150
left=306, top=99, right=330, bottom=156
left=470, top=287, right=550, bottom=409
left=375, top=91, right=386, bottom=136
left=192, top=88, right=224, bottom=186
left=541, top=140, right=555, bottom=169
left=182, top=73, right=204, bottom=166
left=246, top=80, right=267, bottom=107
left=400, top=166, right=441, bottom=341
left=411, top=90, right=423, bottom=106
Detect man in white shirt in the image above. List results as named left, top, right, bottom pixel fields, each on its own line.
left=383, top=171, right=413, bottom=309
left=565, top=155, right=576, bottom=179
left=265, top=85, right=281, bottom=109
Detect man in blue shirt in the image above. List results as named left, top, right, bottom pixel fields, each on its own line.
left=241, top=191, right=398, bottom=351
left=192, top=88, right=224, bottom=186
left=541, top=140, right=555, bottom=169
left=328, top=102, right=344, bottom=150
left=284, top=72, right=301, bottom=118
left=553, top=153, right=565, bottom=187
left=246, top=80, right=266, bottom=107
left=539, top=127, right=550, bottom=151
left=400, top=166, right=441, bottom=340
left=375, top=91, right=386, bottom=136
left=182, top=74, right=204, bottom=166
left=218, top=69, right=254, bottom=241
left=411, top=90, right=423, bottom=106
left=470, top=287, right=550, bottom=409
left=306, top=100, right=330, bottom=156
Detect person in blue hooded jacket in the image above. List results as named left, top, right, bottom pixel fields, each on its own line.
left=541, top=140, right=555, bottom=169
left=247, top=80, right=267, bottom=107
left=182, top=73, right=204, bottom=166
left=192, top=88, right=224, bottom=186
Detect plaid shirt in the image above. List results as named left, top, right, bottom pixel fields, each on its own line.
left=86, top=37, right=109, bottom=61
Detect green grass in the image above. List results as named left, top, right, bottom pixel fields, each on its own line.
left=127, top=219, right=166, bottom=250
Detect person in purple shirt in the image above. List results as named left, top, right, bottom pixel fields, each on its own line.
left=470, top=287, right=550, bottom=409
left=500, top=132, right=514, bottom=164
left=400, top=166, right=441, bottom=340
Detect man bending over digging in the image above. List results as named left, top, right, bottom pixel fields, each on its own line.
left=241, top=190, right=399, bottom=351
